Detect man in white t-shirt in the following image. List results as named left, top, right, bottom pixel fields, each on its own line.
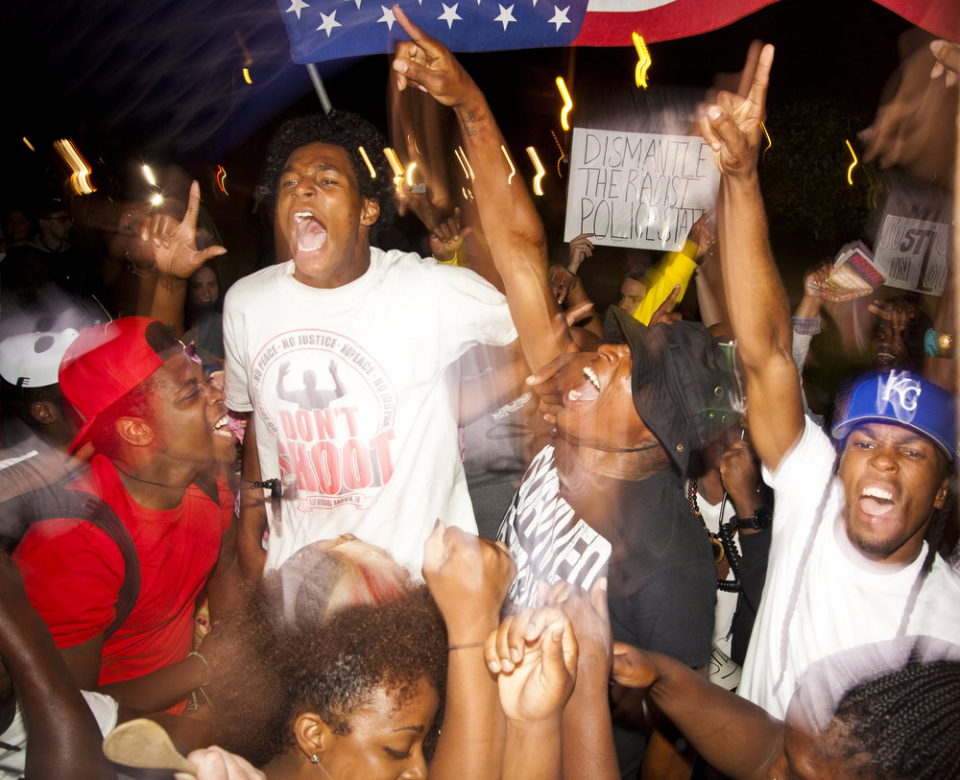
left=700, top=43, right=960, bottom=719
left=224, top=110, right=517, bottom=578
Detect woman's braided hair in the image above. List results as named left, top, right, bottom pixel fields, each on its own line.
left=825, top=660, right=960, bottom=779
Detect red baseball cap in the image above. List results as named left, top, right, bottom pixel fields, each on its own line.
left=59, top=317, right=183, bottom=454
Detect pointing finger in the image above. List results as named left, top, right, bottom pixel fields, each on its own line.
left=182, top=180, right=202, bottom=234
left=746, top=44, right=775, bottom=114
left=393, top=5, right=445, bottom=60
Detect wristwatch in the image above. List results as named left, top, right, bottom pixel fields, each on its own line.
left=733, top=506, right=772, bottom=531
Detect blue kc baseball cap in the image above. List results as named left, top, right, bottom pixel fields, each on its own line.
left=832, top=369, right=957, bottom=464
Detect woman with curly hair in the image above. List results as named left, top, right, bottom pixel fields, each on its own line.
left=208, top=579, right=447, bottom=779
left=184, top=523, right=581, bottom=780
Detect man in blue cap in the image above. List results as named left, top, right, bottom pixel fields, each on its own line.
left=699, top=42, right=960, bottom=720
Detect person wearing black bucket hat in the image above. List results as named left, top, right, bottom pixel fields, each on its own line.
left=697, top=42, right=960, bottom=724
left=388, top=18, right=746, bottom=776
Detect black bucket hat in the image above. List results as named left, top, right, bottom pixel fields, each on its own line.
left=603, top=307, right=739, bottom=473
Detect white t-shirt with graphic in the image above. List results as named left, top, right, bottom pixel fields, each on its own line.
left=738, top=417, right=960, bottom=719
left=223, top=249, right=517, bottom=575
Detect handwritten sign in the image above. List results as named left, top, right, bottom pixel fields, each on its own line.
left=873, top=215, right=949, bottom=297
left=563, top=128, right=719, bottom=251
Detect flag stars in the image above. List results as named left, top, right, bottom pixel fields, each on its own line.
left=548, top=4, right=570, bottom=30
left=378, top=4, right=397, bottom=28
left=438, top=2, right=462, bottom=27
left=343, top=0, right=362, bottom=8
left=286, top=0, right=310, bottom=18
left=317, top=9, right=343, bottom=35
left=494, top=4, right=516, bottom=30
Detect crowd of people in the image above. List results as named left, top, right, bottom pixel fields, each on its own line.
left=0, top=10, right=958, bottom=780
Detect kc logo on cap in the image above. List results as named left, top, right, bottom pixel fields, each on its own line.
left=876, top=370, right=921, bottom=422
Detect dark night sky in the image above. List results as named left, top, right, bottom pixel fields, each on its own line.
left=1, top=0, right=911, bottom=191
left=0, top=0, right=924, bottom=295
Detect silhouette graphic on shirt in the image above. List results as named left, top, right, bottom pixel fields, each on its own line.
left=277, top=360, right=347, bottom=411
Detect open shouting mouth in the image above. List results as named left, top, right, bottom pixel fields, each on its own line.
left=293, top=211, right=327, bottom=255
left=564, top=365, right=601, bottom=408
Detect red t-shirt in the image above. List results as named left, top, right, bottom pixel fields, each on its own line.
left=14, top=454, right=233, bottom=686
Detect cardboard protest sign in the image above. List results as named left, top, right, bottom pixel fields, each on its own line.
left=563, top=127, right=719, bottom=251
left=873, top=215, right=949, bottom=297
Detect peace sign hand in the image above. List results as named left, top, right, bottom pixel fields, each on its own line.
left=699, top=44, right=775, bottom=178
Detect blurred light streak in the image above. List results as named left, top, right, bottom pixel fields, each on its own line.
left=384, top=147, right=404, bottom=177
left=216, top=165, right=229, bottom=194
left=845, top=139, right=858, bottom=186
left=551, top=130, right=565, bottom=178
left=632, top=32, right=651, bottom=89
left=235, top=30, right=253, bottom=66
left=149, top=193, right=164, bottom=207
left=526, top=146, right=545, bottom=196
left=501, top=145, right=516, bottom=185
left=383, top=147, right=405, bottom=193
left=242, top=68, right=253, bottom=84
left=405, top=161, right=419, bottom=188
left=455, top=146, right=475, bottom=180
left=142, top=164, right=158, bottom=186
left=358, top=146, right=376, bottom=178
left=461, top=186, right=474, bottom=201
left=556, top=77, right=573, bottom=131
left=22, top=137, right=35, bottom=152
left=454, top=148, right=470, bottom=179
left=54, top=139, right=96, bottom=195
left=760, top=121, right=772, bottom=164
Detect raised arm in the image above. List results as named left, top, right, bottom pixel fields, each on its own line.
left=923, top=266, right=956, bottom=394
left=423, top=522, right=516, bottom=780
left=553, top=581, right=620, bottom=780
left=701, top=45, right=804, bottom=469
left=141, top=181, right=226, bottom=333
left=392, top=7, right=575, bottom=371
left=485, top=607, right=578, bottom=780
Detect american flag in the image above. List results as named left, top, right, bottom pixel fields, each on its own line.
left=277, top=0, right=959, bottom=63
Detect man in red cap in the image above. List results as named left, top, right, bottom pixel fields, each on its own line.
left=12, top=316, right=241, bottom=713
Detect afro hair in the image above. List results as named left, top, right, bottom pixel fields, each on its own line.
left=209, top=583, right=447, bottom=769
left=260, top=111, right=397, bottom=240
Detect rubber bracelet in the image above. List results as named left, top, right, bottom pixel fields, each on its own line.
left=188, top=650, right=209, bottom=684
left=188, top=650, right=209, bottom=668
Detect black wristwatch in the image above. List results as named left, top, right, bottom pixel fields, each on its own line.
left=733, top=505, right=772, bottom=531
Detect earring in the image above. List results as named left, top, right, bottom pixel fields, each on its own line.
left=310, top=754, right=320, bottom=764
